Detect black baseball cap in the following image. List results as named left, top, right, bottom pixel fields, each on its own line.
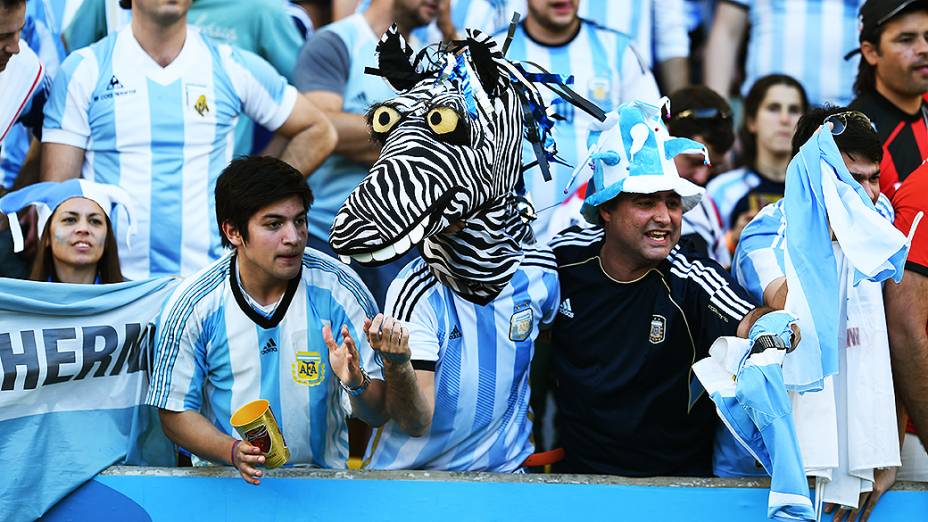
left=845, top=0, right=928, bottom=59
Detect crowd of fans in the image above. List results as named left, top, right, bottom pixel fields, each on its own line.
left=3, top=0, right=928, bottom=519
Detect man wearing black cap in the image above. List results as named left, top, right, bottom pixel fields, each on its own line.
left=848, top=0, right=928, bottom=198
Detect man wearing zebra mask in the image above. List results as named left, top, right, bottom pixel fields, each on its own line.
left=548, top=100, right=794, bottom=477
left=327, top=23, right=601, bottom=471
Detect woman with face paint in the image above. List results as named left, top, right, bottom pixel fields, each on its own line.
left=0, top=179, right=135, bottom=284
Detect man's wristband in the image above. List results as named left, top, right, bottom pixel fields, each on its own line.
left=230, top=439, right=241, bottom=469
left=340, top=367, right=371, bottom=398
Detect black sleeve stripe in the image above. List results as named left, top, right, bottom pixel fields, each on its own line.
left=411, top=360, right=437, bottom=372
left=391, top=265, right=435, bottom=322
left=682, top=255, right=754, bottom=314
left=669, top=253, right=753, bottom=318
left=549, top=229, right=604, bottom=249
left=398, top=277, right=439, bottom=323
left=672, top=256, right=753, bottom=316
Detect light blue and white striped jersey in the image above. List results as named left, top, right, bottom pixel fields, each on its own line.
left=411, top=0, right=519, bottom=44
left=43, top=26, right=297, bottom=279
left=365, top=248, right=559, bottom=472
left=730, top=0, right=864, bottom=107
left=146, top=248, right=379, bottom=469
left=0, top=0, right=66, bottom=189
left=706, top=167, right=763, bottom=230
left=733, top=195, right=894, bottom=303
left=500, top=20, right=661, bottom=240
left=578, top=0, right=691, bottom=68
left=299, top=14, right=399, bottom=243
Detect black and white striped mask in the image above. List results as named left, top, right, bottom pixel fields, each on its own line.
left=329, top=27, right=555, bottom=304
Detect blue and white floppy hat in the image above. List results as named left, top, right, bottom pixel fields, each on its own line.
left=578, top=99, right=708, bottom=224
left=0, top=179, right=136, bottom=252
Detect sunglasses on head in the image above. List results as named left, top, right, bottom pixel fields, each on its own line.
left=823, top=111, right=876, bottom=135
left=668, top=107, right=732, bottom=122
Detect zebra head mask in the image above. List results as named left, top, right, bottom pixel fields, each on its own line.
left=329, top=26, right=596, bottom=304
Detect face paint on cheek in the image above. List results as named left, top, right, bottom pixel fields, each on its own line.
left=52, top=227, right=70, bottom=245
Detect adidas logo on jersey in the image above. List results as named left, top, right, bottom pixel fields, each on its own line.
left=448, top=325, right=462, bottom=340
left=558, top=299, right=574, bottom=318
left=261, top=338, right=278, bottom=355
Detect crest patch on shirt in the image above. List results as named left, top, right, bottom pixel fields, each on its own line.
left=588, top=77, right=611, bottom=104
left=291, top=351, right=324, bottom=386
left=649, top=314, right=666, bottom=344
left=509, top=307, right=534, bottom=342
left=185, top=84, right=210, bottom=116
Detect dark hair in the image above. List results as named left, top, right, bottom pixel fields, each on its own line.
left=666, top=86, right=735, bottom=155
left=791, top=105, right=882, bottom=163
left=215, top=156, right=313, bottom=248
left=0, top=0, right=26, bottom=9
left=119, top=0, right=131, bottom=8
left=30, top=206, right=124, bottom=284
left=739, top=74, right=810, bottom=170
left=854, top=3, right=928, bottom=96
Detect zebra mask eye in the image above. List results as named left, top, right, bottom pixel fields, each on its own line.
left=426, top=107, right=469, bottom=145
left=371, top=106, right=402, bottom=134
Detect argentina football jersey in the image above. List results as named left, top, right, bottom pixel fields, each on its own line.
left=732, top=0, right=864, bottom=107
left=147, top=248, right=378, bottom=468
left=364, top=248, right=559, bottom=472
left=43, top=26, right=297, bottom=279
left=578, top=0, right=691, bottom=70
left=500, top=20, right=660, bottom=240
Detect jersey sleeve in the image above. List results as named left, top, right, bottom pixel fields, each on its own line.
left=732, top=203, right=787, bottom=303
left=221, top=46, right=298, bottom=132
left=651, top=0, right=690, bottom=62
left=893, top=169, right=928, bottom=276
left=540, top=268, right=560, bottom=327
left=42, top=50, right=95, bottom=149
left=384, top=267, right=441, bottom=367
left=618, top=41, right=661, bottom=106
left=670, top=250, right=757, bottom=350
left=145, top=297, right=209, bottom=412
left=293, top=30, right=351, bottom=93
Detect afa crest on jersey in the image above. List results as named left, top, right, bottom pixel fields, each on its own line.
left=509, top=307, right=534, bottom=342
left=649, top=314, right=666, bottom=344
left=291, top=351, right=324, bottom=386
left=588, top=77, right=611, bottom=105
left=185, top=83, right=210, bottom=116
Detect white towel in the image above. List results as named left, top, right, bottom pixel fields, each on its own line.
left=0, top=40, right=43, bottom=144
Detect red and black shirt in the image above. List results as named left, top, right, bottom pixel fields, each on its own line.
left=849, top=91, right=928, bottom=199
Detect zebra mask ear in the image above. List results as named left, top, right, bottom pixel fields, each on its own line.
left=465, top=30, right=504, bottom=98
left=365, top=25, right=420, bottom=92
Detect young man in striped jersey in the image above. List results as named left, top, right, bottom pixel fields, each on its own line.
left=147, top=156, right=386, bottom=485
left=40, top=0, right=336, bottom=280
left=548, top=101, right=779, bottom=477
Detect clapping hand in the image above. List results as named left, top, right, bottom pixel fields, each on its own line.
left=364, top=313, right=411, bottom=366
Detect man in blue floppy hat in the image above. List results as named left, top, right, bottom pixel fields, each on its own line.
left=547, top=100, right=789, bottom=477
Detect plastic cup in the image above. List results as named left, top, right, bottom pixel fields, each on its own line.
left=230, top=399, right=290, bottom=469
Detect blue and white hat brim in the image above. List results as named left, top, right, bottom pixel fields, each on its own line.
left=581, top=174, right=704, bottom=224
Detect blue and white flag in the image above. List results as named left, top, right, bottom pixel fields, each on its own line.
left=782, top=129, right=909, bottom=392
left=0, top=277, right=178, bottom=522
